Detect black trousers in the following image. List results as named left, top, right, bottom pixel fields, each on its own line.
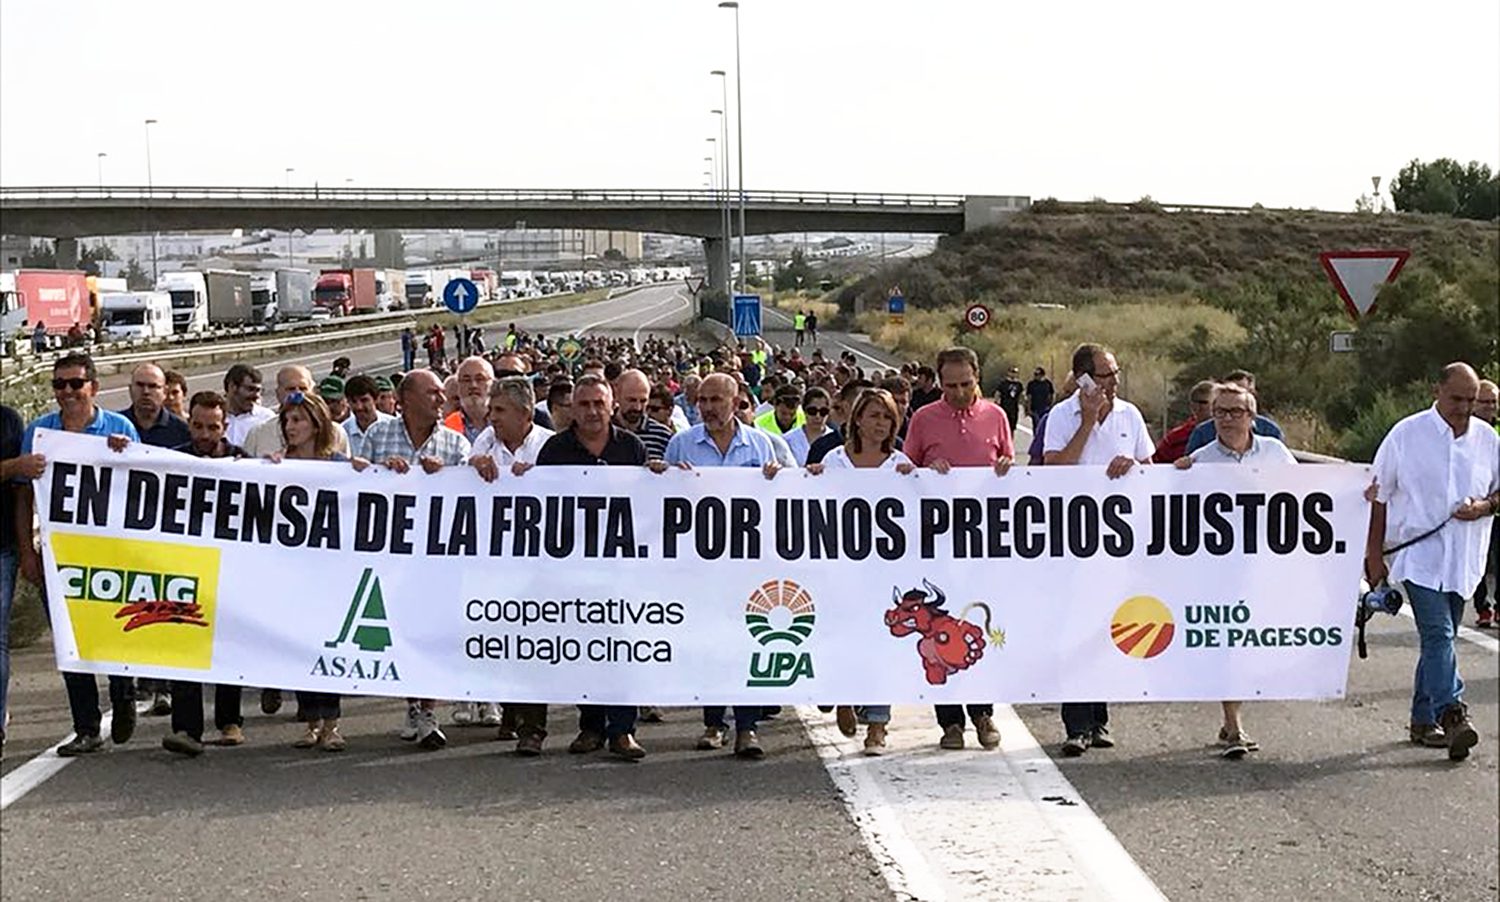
left=61, top=672, right=134, bottom=737
left=1061, top=702, right=1110, bottom=737
left=297, top=691, right=341, bottom=721
left=170, top=681, right=244, bottom=741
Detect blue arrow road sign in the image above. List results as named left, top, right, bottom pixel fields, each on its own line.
left=732, top=294, right=762, bottom=337
left=887, top=295, right=906, bottom=315
left=443, top=277, right=479, bottom=314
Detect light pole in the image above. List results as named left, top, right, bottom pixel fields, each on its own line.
left=144, top=119, right=158, bottom=283
left=716, top=3, right=746, bottom=293
left=710, top=95, right=730, bottom=296
left=285, top=168, right=295, bottom=264
left=96, top=152, right=107, bottom=190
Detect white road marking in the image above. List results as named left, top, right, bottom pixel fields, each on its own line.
left=631, top=290, right=692, bottom=346
left=799, top=705, right=1167, bottom=901
left=0, top=712, right=112, bottom=811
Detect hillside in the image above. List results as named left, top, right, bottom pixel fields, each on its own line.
left=836, top=204, right=1499, bottom=457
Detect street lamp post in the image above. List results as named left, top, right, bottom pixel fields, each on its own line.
left=96, top=152, right=107, bottom=190
left=716, top=3, right=746, bottom=293
left=285, top=167, right=295, bottom=264
left=709, top=93, right=730, bottom=296
left=144, top=119, right=158, bottom=283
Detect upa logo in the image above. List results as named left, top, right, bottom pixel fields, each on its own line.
left=312, top=568, right=401, bottom=683
left=51, top=532, right=220, bottom=670
left=745, top=579, right=816, bottom=688
left=1111, top=595, right=1175, bottom=659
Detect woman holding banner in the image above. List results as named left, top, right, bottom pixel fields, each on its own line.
left=272, top=391, right=360, bottom=752
left=807, top=388, right=914, bottom=754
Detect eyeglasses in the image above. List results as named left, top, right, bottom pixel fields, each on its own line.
left=1212, top=407, right=1251, bottom=420
left=804, top=406, right=830, bottom=417
left=1189, top=397, right=1212, bottom=407
left=52, top=377, right=89, bottom=391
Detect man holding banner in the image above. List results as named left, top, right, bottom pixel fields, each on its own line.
left=1044, top=343, right=1154, bottom=757
left=16, top=353, right=140, bottom=756
left=664, top=372, right=783, bottom=759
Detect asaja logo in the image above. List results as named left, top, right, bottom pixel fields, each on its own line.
left=312, top=568, right=400, bottom=682
left=52, top=532, right=220, bottom=670
left=745, top=579, right=815, bottom=687
left=1111, top=595, right=1175, bottom=659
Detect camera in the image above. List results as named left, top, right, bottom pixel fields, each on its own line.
left=1356, top=582, right=1404, bottom=627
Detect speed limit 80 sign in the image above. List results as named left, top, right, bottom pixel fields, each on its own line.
left=964, top=303, right=991, bottom=330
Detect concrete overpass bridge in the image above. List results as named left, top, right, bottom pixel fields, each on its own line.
left=0, top=186, right=1028, bottom=290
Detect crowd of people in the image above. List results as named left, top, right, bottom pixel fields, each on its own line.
left=1, top=324, right=1495, bottom=769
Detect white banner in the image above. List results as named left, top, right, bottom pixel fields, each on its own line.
left=34, top=429, right=1369, bottom=704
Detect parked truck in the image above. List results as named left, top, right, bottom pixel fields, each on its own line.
left=376, top=270, right=404, bottom=312
left=157, top=270, right=253, bottom=333
left=250, top=269, right=314, bottom=324
left=100, top=291, right=173, bottom=341
left=313, top=268, right=378, bottom=316
left=404, top=270, right=434, bottom=308
left=1, top=269, right=91, bottom=338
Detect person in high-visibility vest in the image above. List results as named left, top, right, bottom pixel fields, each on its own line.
left=754, top=384, right=806, bottom=436
left=792, top=311, right=806, bottom=347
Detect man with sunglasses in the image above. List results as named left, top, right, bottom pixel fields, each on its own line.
left=15, top=353, right=141, bottom=756
left=1153, top=380, right=1218, bottom=464
left=1044, top=342, right=1154, bottom=758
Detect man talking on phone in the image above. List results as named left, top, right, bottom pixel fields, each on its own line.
left=1044, top=343, right=1154, bottom=757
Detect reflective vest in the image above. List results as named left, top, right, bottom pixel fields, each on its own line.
left=754, top=407, right=804, bottom=436
left=793, top=314, right=806, bottom=332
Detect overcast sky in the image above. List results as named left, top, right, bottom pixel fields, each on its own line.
left=2, top=0, right=1496, bottom=210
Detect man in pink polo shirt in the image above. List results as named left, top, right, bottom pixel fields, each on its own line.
left=904, top=346, right=1015, bottom=751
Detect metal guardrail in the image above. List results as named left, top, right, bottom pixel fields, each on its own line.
left=0, top=186, right=967, bottom=208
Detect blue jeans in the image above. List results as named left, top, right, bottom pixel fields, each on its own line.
left=578, top=705, right=637, bottom=738
left=857, top=705, right=891, bottom=724
left=0, top=548, right=16, bottom=735
left=1407, top=581, right=1465, bottom=725
left=703, top=706, right=759, bottom=732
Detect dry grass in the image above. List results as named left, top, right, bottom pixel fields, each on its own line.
left=765, top=290, right=840, bottom=320
left=856, top=296, right=1243, bottom=429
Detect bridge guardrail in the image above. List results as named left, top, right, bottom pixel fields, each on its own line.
left=0, top=186, right=968, bottom=208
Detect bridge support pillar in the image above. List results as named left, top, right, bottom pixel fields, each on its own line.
left=702, top=236, right=730, bottom=298
left=55, top=237, right=79, bottom=270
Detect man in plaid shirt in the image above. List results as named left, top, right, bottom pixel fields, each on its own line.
left=360, top=369, right=471, bottom=749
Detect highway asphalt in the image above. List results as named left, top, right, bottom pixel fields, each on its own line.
left=4, top=286, right=1496, bottom=901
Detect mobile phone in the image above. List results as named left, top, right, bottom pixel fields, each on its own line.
left=1076, top=374, right=1097, bottom=394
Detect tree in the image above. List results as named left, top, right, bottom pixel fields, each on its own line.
left=21, top=241, right=55, bottom=268
left=121, top=258, right=151, bottom=291
left=773, top=249, right=815, bottom=291
left=1391, top=158, right=1499, bottom=220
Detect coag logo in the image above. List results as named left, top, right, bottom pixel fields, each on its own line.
left=311, top=568, right=400, bottom=682
left=745, top=579, right=815, bottom=687
left=52, top=532, right=220, bottom=669
left=1110, top=595, right=1175, bottom=659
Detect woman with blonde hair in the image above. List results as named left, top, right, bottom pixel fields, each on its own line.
left=806, top=388, right=913, bottom=753
left=271, top=390, right=355, bottom=751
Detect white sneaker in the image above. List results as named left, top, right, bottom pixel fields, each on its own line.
left=398, top=703, right=421, bottom=741
left=478, top=703, right=502, bottom=726
left=451, top=702, right=477, bottom=725
left=417, top=708, right=447, bottom=750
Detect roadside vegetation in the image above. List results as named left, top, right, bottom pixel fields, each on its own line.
left=826, top=192, right=1497, bottom=460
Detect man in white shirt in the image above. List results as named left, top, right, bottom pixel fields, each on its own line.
left=1366, top=362, right=1499, bottom=761
left=222, top=363, right=273, bottom=446
left=1043, top=343, right=1154, bottom=757
left=342, top=374, right=396, bottom=459
left=470, top=376, right=555, bottom=478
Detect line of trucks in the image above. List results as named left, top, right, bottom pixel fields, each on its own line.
left=2, top=264, right=694, bottom=347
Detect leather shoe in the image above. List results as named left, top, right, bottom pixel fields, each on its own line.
left=515, top=733, right=545, bottom=756
left=939, top=724, right=965, bottom=750
left=974, top=715, right=1001, bottom=750
left=568, top=730, right=605, bottom=754
left=1409, top=722, right=1448, bottom=748
left=608, top=733, right=647, bottom=760
left=696, top=727, right=726, bottom=750
left=734, top=730, right=765, bottom=759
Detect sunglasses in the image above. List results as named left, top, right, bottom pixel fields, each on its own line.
left=804, top=406, right=830, bottom=417
left=52, top=377, right=90, bottom=391
left=737, top=400, right=752, bottom=410
left=284, top=390, right=308, bottom=405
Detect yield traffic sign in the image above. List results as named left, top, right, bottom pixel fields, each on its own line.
left=1319, top=250, right=1409, bottom=322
